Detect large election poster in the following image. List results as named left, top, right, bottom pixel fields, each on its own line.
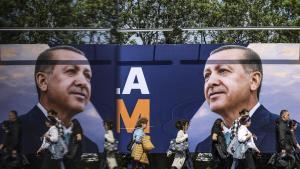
left=0, top=44, right=299, bottom=157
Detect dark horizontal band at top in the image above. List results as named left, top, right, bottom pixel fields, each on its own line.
left=1, top=59, right=300, bottom=65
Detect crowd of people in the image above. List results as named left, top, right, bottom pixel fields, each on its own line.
left=0, top=110, right=84, bottom=169
left=0, top=110, right=156, bottom=169
left=210, top=109, right=300, bottom=169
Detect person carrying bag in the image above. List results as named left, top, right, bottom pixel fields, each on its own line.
left=131, top=118, right=154, bottom=169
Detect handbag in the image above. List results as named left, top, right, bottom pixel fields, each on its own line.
left=142, top=135, right=154, bottom=151
left=104, top=140, right=119, bottom=152
left=215, top=143, right=228, bottom=159
left=65, top=142, right=79, bottom=159
left=169, top=139, right=189, bottom=152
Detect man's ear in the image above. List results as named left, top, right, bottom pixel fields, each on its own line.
left=36, top=72, right=49, bottom=92
left=250, top=71, right=262, bottom=91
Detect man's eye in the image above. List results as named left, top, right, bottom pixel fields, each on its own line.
left=85, top=74, right=92, bottom=81
left=219, top=69, right=229, bottom=75
left=66, top=69, right=76, bottom=75
left=204, top=73, right=210, bottom=81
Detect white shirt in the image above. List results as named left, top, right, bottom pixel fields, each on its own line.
left=40, top=126, right=59, bottom=150
left=248, top=102, right=261, bottom=118
left=238, top=125, right=259, bottom=151
left=37, top=102, right=48, bottom=117
left=175, top=130, right=188, bottom=143
left=105, top=130, right=115, bottom=143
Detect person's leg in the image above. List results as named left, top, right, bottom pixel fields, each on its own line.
left=237, top=158, right=247, bottom=169
left=132, top=160, right=140, bottom=169
left=231, top=158, right=238, bottom=169
left=59, top=159, right=65, bottom=169
left=245, top=149, right=255, bottom=169
left=40, top=152, right=53, bottom=169
left=185, top=151, right=193, bottom=169
left=212, top=158, right=221, bottom=169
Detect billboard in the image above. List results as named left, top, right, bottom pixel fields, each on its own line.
left=0, top=44, right=299, bottom=155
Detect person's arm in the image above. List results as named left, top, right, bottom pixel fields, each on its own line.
left=73, top=120, right=83, bottom=142
left=290, top=131, right=300, bottom=149
left=175, top=130, right=188, bottom=143
left=133, top=129, right=144, bottom=143
left=247, top=133, right=260, bottom=153
left=212, top=133, right=218, bottom=142
left=104, top=130, right=115, bottom=143
left=76, top=134, right=82, bottom=142
left=238, top=126, right=251, bottom=143
left=37, top=134, right=50, bottom=154
left=278, top=121, right=287, bottom=152
left=46, top=126, right=59, bottom=143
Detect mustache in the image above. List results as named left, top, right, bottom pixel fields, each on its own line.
left=69, top=87, right=89, bottom=99
left=207, top=87, right=225, bottom=97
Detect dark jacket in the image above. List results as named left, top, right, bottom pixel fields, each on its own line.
left=1, top=120, right=21, bottom=153
left=285, top=129, right=298, bottom=153
left=276, top=118, right=289, bottom=152
left=211, top=129, right=227, bottom=161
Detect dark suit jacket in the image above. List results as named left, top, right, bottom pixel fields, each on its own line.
left=19, top=105, right=99, bottom=155
left=195, top=105, right=300, bottom=153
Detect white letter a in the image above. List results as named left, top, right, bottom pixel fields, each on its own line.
left=122, top=67, right=149, bottom=95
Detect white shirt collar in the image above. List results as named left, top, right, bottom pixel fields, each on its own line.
left=249, top=102, right=261, bottom=117
left=37, top=102, right=48, bottom=117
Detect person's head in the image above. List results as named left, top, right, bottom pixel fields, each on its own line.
left=48, top=109, right=58, bottom=117
left=45, top=116, right=57, bottom=127
left=175, top=119, right=189, bottom=131
left=211, top=118, right=224, bottom=134
left=35, top=46, right=92, bottom=117
left=280, top=109, right=290, bottom=121
left=240, top=115, right=251, bottom=127
left=203, top=45, right=262, bottom=116
left=103, top=120, right=114, bottom=131
left=288, top=120, right=297, bottom=130
left=136, top=117, right=148, bottom=130
left=239, top=109, right=249, bottom=117
left=8, top=110, right=18, bottom=122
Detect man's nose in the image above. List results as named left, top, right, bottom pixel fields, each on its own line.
left=74, top=72, right=90, bottom=87
left=206, top=73, right=220, bottom=88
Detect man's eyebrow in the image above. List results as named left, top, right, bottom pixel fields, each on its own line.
left=220, top=64, right=233, bottom=70
left=203, top=67, right=212, bottom=75
left=70, top=65, right=80, bottom=71
left=63, top=65, right=76, bottom=70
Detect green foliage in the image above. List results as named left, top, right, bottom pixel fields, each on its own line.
left=0, top=0, right=299, bottom=44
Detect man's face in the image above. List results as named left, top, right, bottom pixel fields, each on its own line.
left=282, top=112, right=290, bottom=121
left=45, top=50, right=92, bottom=114
left=203, top=49, right=253, bottom=114
left=8, top=112, right=17, bottom=122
